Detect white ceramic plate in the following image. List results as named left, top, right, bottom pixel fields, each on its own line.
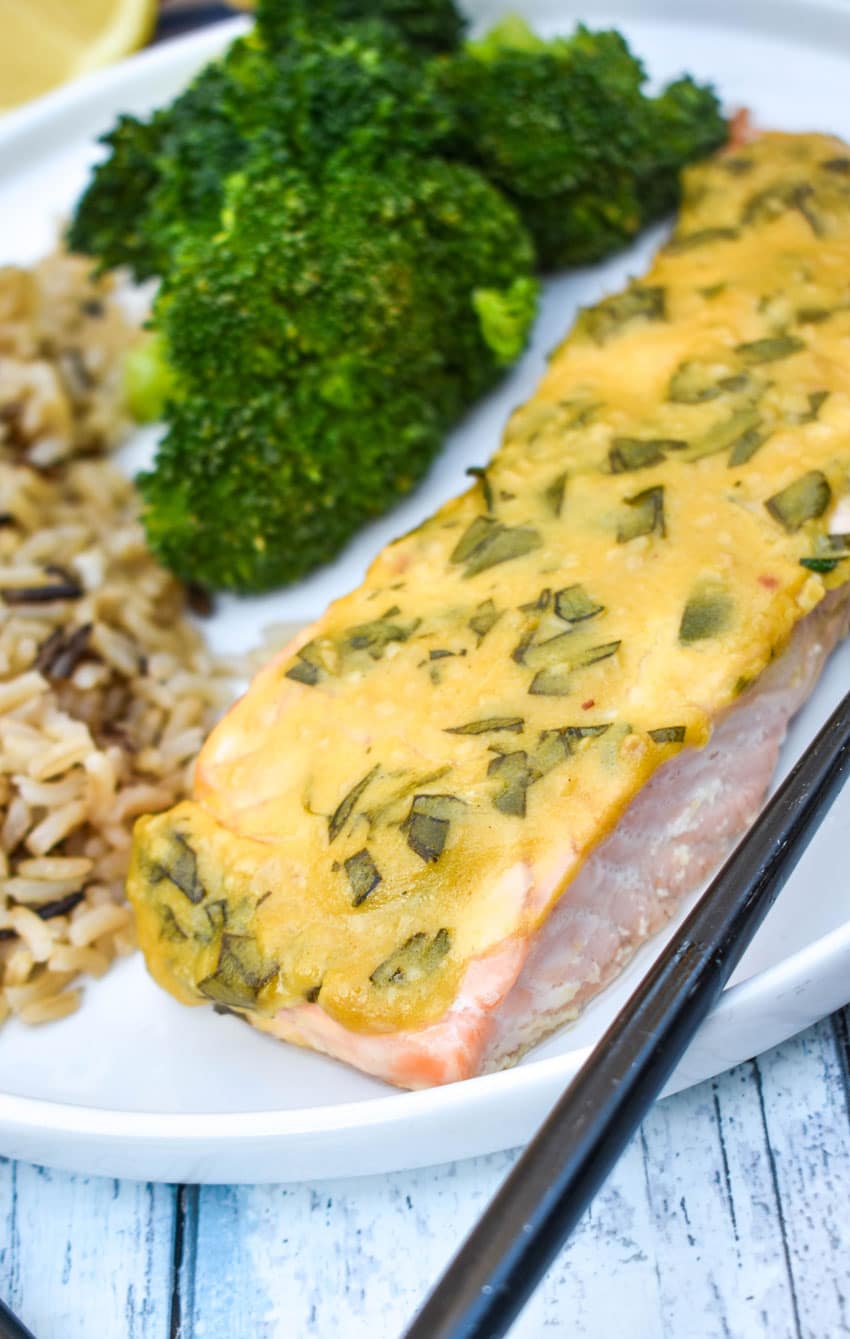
left=0, top=0, right=848, bottom=1185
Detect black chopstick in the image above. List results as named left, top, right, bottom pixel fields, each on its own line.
left=402, top=687, right=850, bottom=1339
left=0, top=1299, right=36, bottom=1339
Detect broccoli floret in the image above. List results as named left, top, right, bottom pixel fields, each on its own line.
left=67, top=114, right=165, bottom=278
left=256, top=0, right=466, bottom=55
left=68, top=25, right=454, bottom=280
left=438, top=16, right=727, bottom=270
left=139, top=148, right=537, bottom=592
left=637, top=79, right=732, bottom=219
left=68, top=61, right=247, bottom=280
left=219, top=24, right=455, bottom=171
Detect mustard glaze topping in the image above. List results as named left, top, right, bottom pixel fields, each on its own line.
left=128, top=133, right=850, bottom=1033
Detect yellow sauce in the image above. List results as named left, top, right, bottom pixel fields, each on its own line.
left=128, top=133, right=850, bottom=1034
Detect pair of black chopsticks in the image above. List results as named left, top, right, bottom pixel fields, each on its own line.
left=1, top=697, right=847, bottom=1339
left=401, top=686, right=850, bottom=1339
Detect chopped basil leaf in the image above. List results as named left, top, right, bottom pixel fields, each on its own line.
left=466, top=466, right=494, bottom=514
left=679, top=588, right=734, bottom=644
left=158, top=905, right=188, bottom=943
left=155, top=832, right=204, bottom=904
left=528, top=667, right=571, bottom=697
left=543, top=471, right=567, bottom=517
left=617, top=486, right=665, bottom=542
left=370, top=928, right=451, bottom=988
left=736, top=335, right=805, bottom=364
left=345, top=849, right=382, bottom=907
left=328, top=765, right=379, bottom=843
left=649, top=726, right=687, bottom=744
left=666, top=226, right=739, bottom=254
left=452, top=521, right=542, bottom=578
left=689, top=409, right=763, bottom=463
left=609, top=438, right=675, bottom=473
left=728, top=422, right=770, bottom=466
left=488, top=750, right=540, bottom=817
left=198, top=934, right=277, bottom=1010
left=580, top=285, right=666, bottom=344
left=554, top=585, right=604, bottom=624
left=766, top=471, right=832, bottom=532
left=450, top=516, right=497, bottom=564
left=445, top=717, right=524, bottom=735
left=344, top=608, right=420, bottom=661
left=403, top=794, right=462, bottom=862
left=469, top=598, right=500, bottom=641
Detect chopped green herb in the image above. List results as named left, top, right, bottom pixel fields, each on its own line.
left=736, top=335, right=805, bottom=364
left=580, top=285, right=666, bottom=345
left=345, top=849, right=382, bottom=907
left=450, top=516, right=497, bottom=564
left=370, top=928, right=451, bottom=988
left=528, top=667, right=571, bottom=697
left=328, top=765, right=379, bottom=843
left=466, top=466, right=494, bottom=514
left=742, top=181, right=823, bottom=234
left=766, top=471, right=832, bottom=532
left=520, top=631, right=576, bottom=671
left=609, top=438, right=676, bottom=473
left=668, top=360, right=738, bottom=404
left=469, top=598, right=499, bottom=641
left=649, top=726, right=687, bottom=744
left=344, top=607, right=420, bottom=661
left=822, top=156, right=850, bottom=174
left=429, top=649, right=454, bottom=661
left=569, top=641, right=622, bottom=669
left=155, top=832, right=204, bottom=904
left=158, top=904, right=188, bottom=943
left=679, top=587, right=734, bottom=644
left=285, top=657, right=319, bottom=687
left=617, top=487, right=665, bottom=542
left=728, top=422, right=770, bottom=467
left=542, top=471, right=567, bottom=518
left=198, top=933, right=277, bottom=1010
left=666, top=226, right=739, bottom=253
left=689, top=408, right=763, bottom=463
left=533, top=724, right=610, bottom=773
left=554, top=585, right=604, bottom=624
left=799, top=532, right=850, bottom=573
left=445, top=717, right=524, bottom=735
left=450, top=520, right=542, bottom=578
left=403, top=794, right=462, bottom=862
left=285, top=639, right=334, bottom=687
left=488, top=750, right=540, bottom=817
left=519, top=589, right=551, bottom=613
left=203, top=900, right=227, bottom=940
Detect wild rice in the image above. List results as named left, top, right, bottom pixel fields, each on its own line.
left=0, top=252, right=233, bottom=1026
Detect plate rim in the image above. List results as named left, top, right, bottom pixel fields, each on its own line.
left=1, top=0, right=849, bottom=1180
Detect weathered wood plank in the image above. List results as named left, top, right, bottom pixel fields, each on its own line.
left=180, top=1026, right=850, bottom=1339
left=2, top=1016, right=849, bottom=1339
left=0, top=1160, right=176, bottom=1339
left=755, top=1017, right=850, bottom=1339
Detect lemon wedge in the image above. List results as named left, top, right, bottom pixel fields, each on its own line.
left=0, top=0, right=157, bottom=112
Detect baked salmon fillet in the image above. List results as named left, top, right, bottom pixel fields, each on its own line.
left=128, top=132, right=850, bottom=1089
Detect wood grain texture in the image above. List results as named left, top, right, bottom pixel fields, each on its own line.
left=0, top=1164, right=175, bottom=1339
left=1, top=1012, right=849, bottom=1338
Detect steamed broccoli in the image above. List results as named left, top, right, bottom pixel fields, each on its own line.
left=255, top=0, right=466, bottom=56
left=68, top=61, right=248, bottom=281
left=437, top=16, right=727, bottom=270
left=68, top=24, right=454, bottom=281
left=139, top=147, right=537, bottom=591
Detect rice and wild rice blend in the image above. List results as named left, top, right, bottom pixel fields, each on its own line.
left=0, top=253, right=230, bottom=1026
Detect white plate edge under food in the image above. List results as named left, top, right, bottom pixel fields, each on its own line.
left=0, top=0, right=848, bottom=1183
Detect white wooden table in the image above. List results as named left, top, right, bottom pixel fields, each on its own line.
left=2, top=1007, right=849, bottom=1338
